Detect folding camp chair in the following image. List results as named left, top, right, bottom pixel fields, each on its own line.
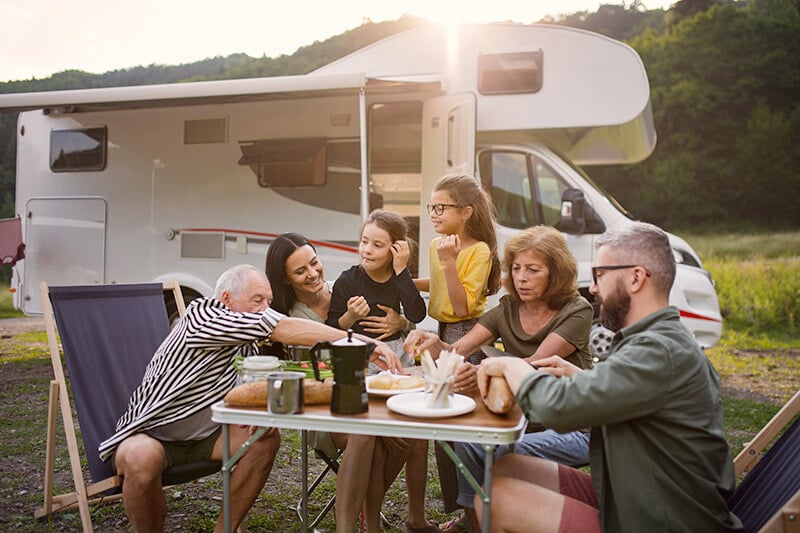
left=37, top=281, right=221, bottom=533
left=297, top=431, right=342, bottom=528
left=728, top=389, right=800, bottom=532
left=297, top=431, right=393, bottom=529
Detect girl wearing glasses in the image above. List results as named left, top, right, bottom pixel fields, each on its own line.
left=419, top=174, right=501, bottom=358
left=409, top=174, right=501, bottom=531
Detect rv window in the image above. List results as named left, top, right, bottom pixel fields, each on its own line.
left=239, top=138, right=327, bottom=187
left=478, top=50, right=543, bottom=95
left=50, top=127, right=107, bottom=172
left=267, top=139, right=362, bottom=215
left=369, top=102, right=422, bottom=174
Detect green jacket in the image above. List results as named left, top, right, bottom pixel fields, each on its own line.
left=518, top=306, right=742, bottom=532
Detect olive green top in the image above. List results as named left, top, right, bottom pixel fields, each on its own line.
left=478, top=294, right=593, bottom=369
left=518, top=306, right=741, bottom=532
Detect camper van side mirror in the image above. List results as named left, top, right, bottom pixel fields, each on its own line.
left=556, top=188, right=586, bottom=234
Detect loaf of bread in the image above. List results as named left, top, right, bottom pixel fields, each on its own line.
left=224, top=381, right=268, bottom=407
left=224, top=378, right=333, bottom=407
left=483, top=376, right=515, bottom=414
left=304, top=378, right=333, bottom=405
left=369, top=374, right=425, bottom=391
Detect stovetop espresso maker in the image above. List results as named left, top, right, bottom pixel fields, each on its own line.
left=309, top=329, right=374, bottom=414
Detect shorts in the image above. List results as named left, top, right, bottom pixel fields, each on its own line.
left=557, top=464, right=600, bottom=533
left=160, top=427, right=222, bottom=468
left=110, top=427, right=222, bottom=475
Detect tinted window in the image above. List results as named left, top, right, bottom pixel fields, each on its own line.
left=478, top=50, right=543, bottom=95
left=271, top=139, right=361, bottom=215
left=479, top=151, right=536, bottom=229
left=479, top=150, right=570, bottom=228
left=50, top=127, right=107, bottom=172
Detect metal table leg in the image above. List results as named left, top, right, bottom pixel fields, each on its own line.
left=301, top=429, right=309, bottom=533
left=220, top=425, right=270, bottom=533
left=438, top=441, right=495, bottom=533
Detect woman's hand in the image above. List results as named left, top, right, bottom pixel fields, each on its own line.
left=403, top=329, right=444, bottom=360
left=359, top=304, right=407, bottom=340
left=369, top=341, right=403, bottom=373
left=391, top=240, right=411, bottom=274
left=453, top=361, right=478, bottom=395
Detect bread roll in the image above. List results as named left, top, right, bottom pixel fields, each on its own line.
left=484, top=376, right=515, bottom=414
left=369, top=374, right=425, bottom=390
left=394, top=375, right=425, bottom=390
left=369, top=374, right=394, bottom=390
left=224, top=378, right=333, bottom=407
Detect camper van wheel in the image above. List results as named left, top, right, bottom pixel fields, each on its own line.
left=165, top=288, right=201, bottom=327
left=590, top=323, right=614, bottom=363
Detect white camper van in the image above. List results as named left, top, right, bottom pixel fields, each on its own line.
left=0, top=23, right=722, bottom=349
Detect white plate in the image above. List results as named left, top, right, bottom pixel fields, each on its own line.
left=386, top=392, right=476, bottom=418
left=366, top=374, right=425, bottom=397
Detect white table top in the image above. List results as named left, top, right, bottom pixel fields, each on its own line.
left=212, top=393, right=527, bottom=445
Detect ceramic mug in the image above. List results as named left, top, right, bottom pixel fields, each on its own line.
left=267, top=371, right=305, bottom=414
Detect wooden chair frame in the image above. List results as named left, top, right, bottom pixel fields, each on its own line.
left=732, top=389, right=800, bottom=532
left=36, top=280, right=187, bottom=533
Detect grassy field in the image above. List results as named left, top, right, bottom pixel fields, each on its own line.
left=1, top=230, right=798, bottom=531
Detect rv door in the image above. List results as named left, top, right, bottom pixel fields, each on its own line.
left=418, top=93, right=476, bottom=279
left=21, top=197, right=106, bottom=315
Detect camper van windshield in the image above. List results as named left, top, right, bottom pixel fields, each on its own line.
left=558, top=152, right=634, bottom=220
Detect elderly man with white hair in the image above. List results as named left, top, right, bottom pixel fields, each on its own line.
left=100, top=264, right=401, bottom=533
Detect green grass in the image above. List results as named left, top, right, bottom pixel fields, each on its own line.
left=0, top=284, right=25, bottom=318
left=681, top=229, right=800, bottom=259
left=679, top=229, right=800, bottom=342
left=706, top=256, right=800, bottom=340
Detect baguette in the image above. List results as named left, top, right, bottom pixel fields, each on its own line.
left=224, top=378, right=333, bottom=407
left=484, top=376, right=515, bottom=414
left=304, top=378, right=333, bottom=405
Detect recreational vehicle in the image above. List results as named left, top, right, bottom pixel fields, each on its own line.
left=0, top=23, right=722, bottom=350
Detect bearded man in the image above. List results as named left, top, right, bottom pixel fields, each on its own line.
left=475, top=222, right=742, bottom=533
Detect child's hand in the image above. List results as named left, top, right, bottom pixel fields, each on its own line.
left=346, top=295, right=370, bottom=320
left=436, top=234, right=461, bottom=264
left=391, top=240, right=410, bottom=274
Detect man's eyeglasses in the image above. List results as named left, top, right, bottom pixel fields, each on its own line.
left=426, top=203, right=462, bottom=216
left=591, top=265, right=651, bottom=285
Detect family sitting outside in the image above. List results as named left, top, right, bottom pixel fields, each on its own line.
left=98, top=174, right=743, bottom=532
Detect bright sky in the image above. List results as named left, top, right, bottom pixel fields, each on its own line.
left=0, top=0, right=675, bottom=83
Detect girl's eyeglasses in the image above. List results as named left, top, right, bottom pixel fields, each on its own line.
left=426, top=203, right=462, bottom=216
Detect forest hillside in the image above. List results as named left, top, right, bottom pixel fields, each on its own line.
left=1, top=0, right=798, bottom=231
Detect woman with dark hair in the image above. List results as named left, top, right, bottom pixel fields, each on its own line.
left=266, top=232, right=409, bottom=333
left=405, top=225, right=594, bottom=532
left=265, top=232, right=416, bottom=533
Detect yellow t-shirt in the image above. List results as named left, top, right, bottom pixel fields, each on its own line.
left=428, top=238, right=491, bottom=323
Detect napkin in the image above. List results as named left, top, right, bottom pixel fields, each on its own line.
left=421, top=349, right=463, bottom=408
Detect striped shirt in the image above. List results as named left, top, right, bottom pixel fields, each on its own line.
left=98, top=298, right=284, bottom=462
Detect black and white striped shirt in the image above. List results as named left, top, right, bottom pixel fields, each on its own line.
left=98, top=298, right=284, bottom=462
